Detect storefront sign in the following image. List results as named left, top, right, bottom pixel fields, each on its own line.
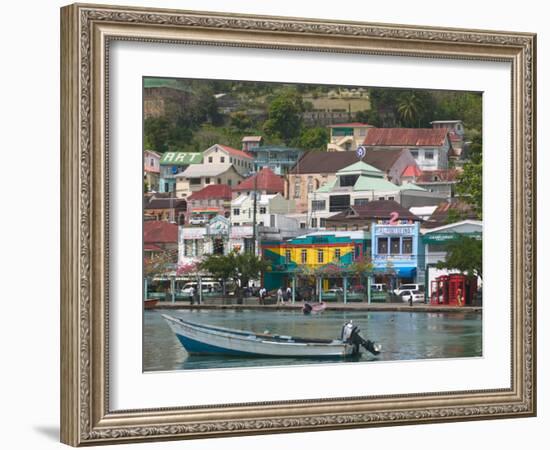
left=181, top=228, right=206, bottom=239
left=422, top=231, right=482, bottom=244
left=375, top=225, right=415, bottom=236
left=230, top=226, right=254, bottom=239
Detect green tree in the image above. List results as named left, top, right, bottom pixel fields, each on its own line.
left=437, top=235, right=482, bottom=280
left=198, top=253, right=237, bottom=297
left=297, top=127, right=329, bottom=151
left=397, top=92, right=421, bottom=127
left=234, top=252, right=270, bottom=297
left=229, top=111, right=252, bottom=132
left=263, top=89, right=304, bottom=145
left=199, top=252, right=269, bottom=298
left=455, top=134, right=482, bottom=218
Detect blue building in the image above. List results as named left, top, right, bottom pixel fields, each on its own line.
left=371, top=220, right=424, bottom=287
left=245, top=145, right=303, bottom=175
left=159, top=152, right=203, bottom=193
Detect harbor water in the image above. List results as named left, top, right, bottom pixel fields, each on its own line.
left=144, top=309, right=482, bottom=371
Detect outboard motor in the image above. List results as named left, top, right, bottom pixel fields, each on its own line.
left=341, top=321, right=381, bottom=356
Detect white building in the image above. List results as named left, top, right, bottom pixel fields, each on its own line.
left=307, top=161, right=437, bottom=228
left=421, top=219, right=483, bottom=296
left=203, top=143, right=254, bottom=176
left=231, top=193, right=296, bottom=226
left=175, top=163, right=243, bottom=198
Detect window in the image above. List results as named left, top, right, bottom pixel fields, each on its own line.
left=234, top=223, right=240, bottom=226
left=217, top=178, right=222, bottom=184
left=410, top=150, right=418, bottom=158
left=378, top=197, right=385, bottom=201
left=329, top=195, right=350, bottom=212
left=205, top=177, right=211, bottom=184
left=228, top=179, right=232, bottom=186
left=150, top=158, right=154, bottom=166
left=402, top=237, right=413, bottom=254
left=230, top=157, right=233, bottom=163
left=233, top=208, right=240, bottom=216
left=339, top=174, right=359, bottom=187
left=388, top=196, right=395, bottom=201
left=378, top=237, right=388, bottom=254
left=208, top=156, right=213, bottom=163
left=390, top=237, right=400, bottom=254
left=307, top=177, right=314, bottom=193
left=270, top=214, right=275, bottom=227
left=335, top=248, right=341, bottom=261
left=354, top=198, right=369, bottom=206
left=425, top=150, right=434, bottom=160
left=320, top=218, right=326, bottom=228
left=311, top=218, right=317, bottom=228
left=164, top=183, right=169, bottom=192
left=294, top=177, right=301, bottom=198
left=190, top=178, right=201, bottom=185
left=311, top=200, right=326, bottom=211
left=221, top=157, right=225, bottom=163
left=260, top=207, right=267, bottom=214
left=317, top=249, right=324, bottom=264
left=285, top=249, right=292, bottom=264
left=301, top=249, right=307, bottom=264
left=359, top=128, right=366, bottom=136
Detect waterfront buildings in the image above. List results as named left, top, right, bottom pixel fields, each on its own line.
left=262, top=230, right=370, bottom=291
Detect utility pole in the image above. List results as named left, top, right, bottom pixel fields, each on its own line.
left=252, top=171, right=258, bottom=256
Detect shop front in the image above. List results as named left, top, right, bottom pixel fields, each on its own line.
left=371, top=222, right=423, bottom=291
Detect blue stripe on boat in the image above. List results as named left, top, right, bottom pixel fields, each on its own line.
left=175, top=333, right=262, bottom=356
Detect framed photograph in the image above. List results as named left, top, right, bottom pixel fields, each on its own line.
left=60, top=3, right=536, bottom=446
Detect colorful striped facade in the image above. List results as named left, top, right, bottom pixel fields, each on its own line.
left=262, top=231, right=369, bottom=290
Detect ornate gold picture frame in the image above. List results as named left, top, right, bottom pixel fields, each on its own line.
left=60, top=3, right=536, bottom=446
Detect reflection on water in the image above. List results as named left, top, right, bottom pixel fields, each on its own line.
left=143, top=309, right=482, bottom=372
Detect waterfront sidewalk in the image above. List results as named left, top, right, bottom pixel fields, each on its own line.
left=152, top=301, right=481, bottom=313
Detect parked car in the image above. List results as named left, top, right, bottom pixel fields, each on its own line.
left=394, top=284, right=424, bottom=296
left=188, top=216, right=208, bottom=225
left=371, top=283, right=387, bottom=292
left=400, top=289, right=425, bottom=303
left=180, top=281, right=221, bottom=296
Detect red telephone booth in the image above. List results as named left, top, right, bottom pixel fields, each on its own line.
left=431, top=274, right=477, bottom=306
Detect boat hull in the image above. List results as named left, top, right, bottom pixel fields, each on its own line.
left=162, top=314, right=354, bottom=358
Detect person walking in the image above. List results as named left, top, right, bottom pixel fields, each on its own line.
left=277, top=287, right=284, bottom=304
left=285, top=286, right=292, bottom=303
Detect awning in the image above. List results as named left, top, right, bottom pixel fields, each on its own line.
left=374, top=267, right=416, bottom=278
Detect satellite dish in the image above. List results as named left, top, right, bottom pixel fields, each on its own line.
left=171, top=166, right=178, bottom=174
left=356, top=146, right=366, bottom=160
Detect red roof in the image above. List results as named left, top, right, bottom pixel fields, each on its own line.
left=233, top=167, right=284, bottom=193
left=187, top=184, right=233, bottom=201
left=401, top=164, right=422, bottom=177
left=143, top=221, right=178, bottom=244
left=144, top=243, right=163, bottom=252
left=327, top=122, right=373, bottom=128
left=363, top=128, right=448, bottom=147
left=219, top=144, right=254, bottom=160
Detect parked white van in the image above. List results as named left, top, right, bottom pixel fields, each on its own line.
left=393, top=284, right=424, bottom=296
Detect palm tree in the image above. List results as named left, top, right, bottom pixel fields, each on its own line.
left=398, top=92, right=421, bottom=127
